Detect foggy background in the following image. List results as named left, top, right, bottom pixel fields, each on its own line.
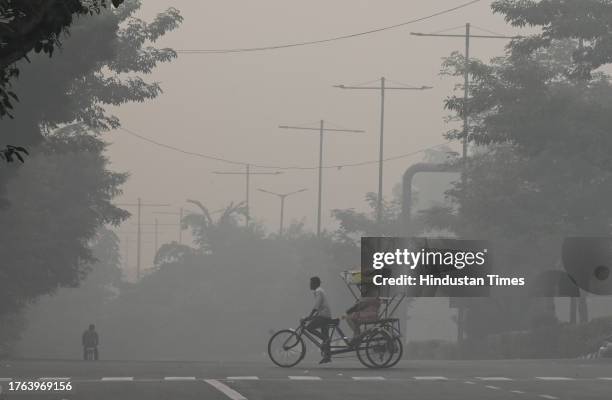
left=4, top=0, right=612, bottom=364
left=107, top=0, right=514, bottom=275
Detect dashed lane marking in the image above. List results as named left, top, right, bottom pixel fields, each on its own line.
left=226, top=377, right=259, bottom=381
left=511, top=390, right=525, bottom=394
left=288, top=376, right=322, bottom=380
left=351, top=376, right=385, bottom=381
left=101, top=377, right=134, bottom=381
left=535, top=377, right=574, bottom=381
left=163, top=377, right=197, bottom=381
left=205, top=379, right=247, bottom=400
left=538, top=395, right=559, bottom=400
left=413, top=376, right=448, bottom=380
left=485, top=385, right=501, bottom=390
left=476, top=377, right=512, bottom=381
left=464, top=381, right=476, bottom=384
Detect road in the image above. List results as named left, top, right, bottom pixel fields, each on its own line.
left=0, top=358, right=611, bottom=399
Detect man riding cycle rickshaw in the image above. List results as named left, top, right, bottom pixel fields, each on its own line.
left=268, top=272, right=405, bottom=369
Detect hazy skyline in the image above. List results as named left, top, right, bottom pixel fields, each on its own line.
left=106, top=0, right=520, bottom=275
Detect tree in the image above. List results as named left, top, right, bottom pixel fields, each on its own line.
left=332, top=192, right=404, bottom=242
left=0, top=124, right=128, bottom=318
left=14, top=227, right=125, bottom=358
left=424, top=37, right=612, bottom=339
left=91, top=204, right=348, bottom=360
left=0, top=0, right=182, bottom=147
left=492, top=0, right=612, bottom=79
left=182, top=200, right=261, bottom=254
left=0, top=0, right=126, bottom=118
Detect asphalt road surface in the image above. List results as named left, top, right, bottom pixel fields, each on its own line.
left=0, top=358, right=611, bottom=400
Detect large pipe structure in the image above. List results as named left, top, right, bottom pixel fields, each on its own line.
left=401, top=162, right=460, bottom=235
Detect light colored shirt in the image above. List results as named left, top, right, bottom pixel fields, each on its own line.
left=313, top=287, right=332, bottom=318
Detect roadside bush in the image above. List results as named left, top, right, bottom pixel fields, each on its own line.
left=404, top=317, right=612, bottom=360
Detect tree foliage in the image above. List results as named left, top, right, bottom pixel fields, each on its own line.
left=14, top=227, right=125, bottom=358
left=0, top=124, right=128, bottom=317
left=1, top=0, right=182, bottom=147
left=0, top=0, right=126, bottom=118
left=492, top=0, right=612, bottom=78
left=422, top=2, right=612, bottom=337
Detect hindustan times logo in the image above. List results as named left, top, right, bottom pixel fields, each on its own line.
left=372, top=248, right=488, bottom=270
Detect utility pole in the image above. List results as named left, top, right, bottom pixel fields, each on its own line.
left=279, top=121, right=364, bottom=236
left=411, top=24, right=521, bottom=185
left=131, top=221, right=180, bottom=256
left=334, top=79, right=432, bottom=225
left=154, top=218, right=158, bottom=258
left=116, top=200, right=169, bottom=280
left=179, top=208, right=183, bottom=243
left=257, top=188, right=307, bottom=236
left=213, top=165, right=283, bottom=227
left=410, top=25, right=520, bottom=346
left=124, top=235, right=129, bottom=274
left=154, top=209, right=185, bottom=243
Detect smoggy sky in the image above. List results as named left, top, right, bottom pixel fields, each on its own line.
left=106, top=1, right=522, bottom=275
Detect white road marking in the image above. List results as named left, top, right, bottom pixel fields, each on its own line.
left=288, top=376, right=322, bottom=380
left=226, top=376, right=259, bottom=381
left=535, top=377, right=574, bottom=381
left=511, top=390, right=525, bottom=394
left=204, top=379, right=247, bottom=400
left=101, top=377, right=134, bottom=381
left=485, top=385, right=500, bottom=390
left=476, top=377, right=512, bottom=381
left=539, top=395, right=559, bottom=400
left=464, top=381, right=476, bottom=384
left=351, top=376, right=385, bottom=381
left=413, top=376, right=448, bottom=380
left=164, top=377, right=196, bottom=381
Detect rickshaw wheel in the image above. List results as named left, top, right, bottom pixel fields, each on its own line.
left=268, top=329, right=306, bottom=368
left=383, top=335, right=403, bottom=368
left=356, top=330, right=392, bottom=368
left=363, top=330, right=396, bottom=368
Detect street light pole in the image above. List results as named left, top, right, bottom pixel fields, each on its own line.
left=257, top=188, right=307, bottom=236
left=279, top=121, right=364, bottom=236
left=213, top=166, right=283, bottom=228
left=334, top=79, right=432, bottom=225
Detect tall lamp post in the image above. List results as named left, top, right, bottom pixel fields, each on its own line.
left=257, top=188, right=307, bottom=236
left=213, top=165, right=283, bottom=227
left=334, top=79, right=432, bottom=225
left=279, top=120, right=363, bottom=236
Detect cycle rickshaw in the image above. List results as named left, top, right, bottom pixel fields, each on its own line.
left=267, top=270, right=407, bottom=369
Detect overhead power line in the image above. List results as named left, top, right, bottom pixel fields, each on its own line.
left=175, top=0, right=482, bottom=54
left=116, top=126, right=448, bottom=171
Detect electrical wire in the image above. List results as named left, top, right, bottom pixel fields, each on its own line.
left=471, top=25, right=505, bottom=37
left=117, top=126, right=449, bottom=171
left=176, top=0, right=482, bottom=54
